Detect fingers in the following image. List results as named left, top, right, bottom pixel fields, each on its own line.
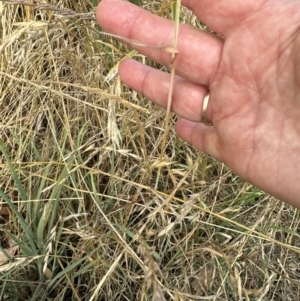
left=181, top=0, right=266, bottom=36
left=119, top=59, right=208, bottom=122
left=175, top=119, right=221, bottom=161
left=97, top=0, right=222, bottom=86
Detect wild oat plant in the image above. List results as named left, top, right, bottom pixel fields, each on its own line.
left=0, top=1, right=300, bottom=300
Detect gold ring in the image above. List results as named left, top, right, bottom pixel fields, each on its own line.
left=201, top=91, right=212, bottom=126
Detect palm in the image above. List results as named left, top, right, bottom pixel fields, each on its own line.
left=97, top=0, right=300, bottom=206
left=208, top=2, right=300, bottom=201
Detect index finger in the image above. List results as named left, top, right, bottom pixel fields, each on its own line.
left=182, top=0, right=266, bottom=36
left=96, top=0, right=223, bottom=86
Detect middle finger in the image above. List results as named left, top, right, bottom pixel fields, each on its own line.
left=97, top=0, right=223, bottom=86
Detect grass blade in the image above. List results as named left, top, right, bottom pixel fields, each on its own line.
left=0, top=140, right=28, bottom=200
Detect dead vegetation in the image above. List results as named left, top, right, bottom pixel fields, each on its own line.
left=0, top=0, right=300, bottom=300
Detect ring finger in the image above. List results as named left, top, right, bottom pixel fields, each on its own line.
left=119, top=59, right=210, bottom=123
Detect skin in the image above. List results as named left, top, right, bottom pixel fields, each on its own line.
left=97, top=0, right=300, bottom=208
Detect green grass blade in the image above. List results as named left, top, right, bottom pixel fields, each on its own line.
left=0, top=188, right=37, bottom=254
left=128, top=0, right=144, bottom=6
left=0, top=224, right=33, bottom=255
left=0, top=139, right=28, bottom=200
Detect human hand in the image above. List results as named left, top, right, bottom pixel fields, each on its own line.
left=97, top=0, right=300, bottom=208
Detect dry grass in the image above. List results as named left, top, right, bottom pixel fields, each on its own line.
left=0, top=0, right=300, bottom=300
